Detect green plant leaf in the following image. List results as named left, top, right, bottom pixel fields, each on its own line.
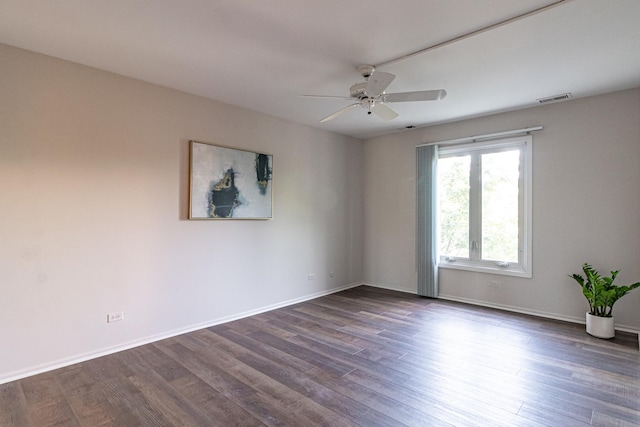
left=568, top=264, right=640, bottom=318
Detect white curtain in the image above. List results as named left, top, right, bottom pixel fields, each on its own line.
left=416, top=144, right=438, bottom=297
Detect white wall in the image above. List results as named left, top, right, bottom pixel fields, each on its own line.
left=0, top=44, right=363, bottom=383
left=363, top=88, right=640, bottom=330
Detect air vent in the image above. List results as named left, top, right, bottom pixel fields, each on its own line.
left=537, top=93, right=572, bottom=104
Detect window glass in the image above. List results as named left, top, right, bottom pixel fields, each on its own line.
left=438, top=155, right=470, bottom=259
left=481, top=150, right=520, bottom=263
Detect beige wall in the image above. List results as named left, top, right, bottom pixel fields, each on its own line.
left=0, top=44, right=364, bottom=382
left=363, top=88, right=640, bottom=330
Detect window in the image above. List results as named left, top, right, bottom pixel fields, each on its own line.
left=436, top=136, right=532, bottom=277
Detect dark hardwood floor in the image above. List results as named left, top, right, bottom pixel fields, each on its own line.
left=1, top=285, right=639, bottom=426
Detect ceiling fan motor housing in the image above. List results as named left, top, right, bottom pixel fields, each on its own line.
left=349, top=82, right=369, bottom=99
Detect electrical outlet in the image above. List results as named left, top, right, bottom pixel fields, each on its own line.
left=488, top=281, right=499, bottom=288
left=107, top=311, right=124, bottom=323
left=308, top=274, right=315, bottom=280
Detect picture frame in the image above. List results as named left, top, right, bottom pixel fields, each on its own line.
left=189, top=140, right=273, bottom=219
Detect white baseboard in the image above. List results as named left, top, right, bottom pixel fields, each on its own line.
left=438, top=293, right=584, bottom=323
left=5, top=280, right=636, bottom=384
left=437, top=293, right=639, bottom=335
left=1, top=282, right=362, bottom=385
left=362, top=282, right=639, bottom=336
left=362, top=281, right=417, bottom=294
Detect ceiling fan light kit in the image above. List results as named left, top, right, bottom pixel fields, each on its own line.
left=310, top=65, right=447, bottom=123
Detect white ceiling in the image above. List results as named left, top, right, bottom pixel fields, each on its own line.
left=1, top=0, right=639, bottom=139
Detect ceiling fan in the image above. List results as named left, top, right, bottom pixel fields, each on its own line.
left=304, top=65, right=446, bottom=123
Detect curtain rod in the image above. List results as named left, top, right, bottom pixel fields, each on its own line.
left=417, top=126, right=543, bottom=148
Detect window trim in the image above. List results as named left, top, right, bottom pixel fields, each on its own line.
left=437, top=135, right=532, bottom=278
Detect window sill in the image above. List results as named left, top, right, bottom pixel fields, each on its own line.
left=438, top=260, right=532, bottom=278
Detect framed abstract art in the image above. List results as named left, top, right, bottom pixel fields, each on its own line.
left=189, top=141, right=273, bottom=219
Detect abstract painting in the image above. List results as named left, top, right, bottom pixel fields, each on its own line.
left=189, top=141, right=273, bottom=219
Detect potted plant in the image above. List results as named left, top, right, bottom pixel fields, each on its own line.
left=569, top=263, right=640, bottom=338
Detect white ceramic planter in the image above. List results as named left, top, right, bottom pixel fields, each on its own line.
left=585, top=312, right=615, bottom=339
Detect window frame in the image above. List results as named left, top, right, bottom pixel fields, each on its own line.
left=436, top=135, right=532, bottom=278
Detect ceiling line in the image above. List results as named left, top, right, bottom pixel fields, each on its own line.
left=375, top=0, right=573, bottom=69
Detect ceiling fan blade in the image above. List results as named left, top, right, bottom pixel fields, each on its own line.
left=320, top=103, right=360, bottom=122
left=302, top=94, right=352, bottom=100
left=371, top=103, right=399, bottom=121
left=366, top=71, right=395, bottom=97
left=384, top=89, right=447, bottom=102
